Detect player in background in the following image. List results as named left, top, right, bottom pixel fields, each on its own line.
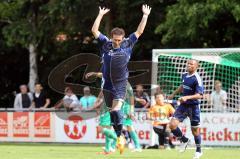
left=91, top=4, right=151, bottom=154
left=168, top=59, right=204, bottom=159
left=92, top=91, right=117, bottom=155
left=86, top=72, right=142, bottom=152
left=121, top=82, right=142, bottom=152
left=148, top=92, right=175, bottom=149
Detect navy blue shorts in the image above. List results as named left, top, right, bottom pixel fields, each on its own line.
left=173, top=104, right=200, bottom=127
left=103, top=80, right=127, bottom=108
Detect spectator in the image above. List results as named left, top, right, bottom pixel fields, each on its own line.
left=79, top=86, right=96, bottom=110
left=208, top=80, right=227, bottom=112
left=148, top=92, right=175, bottom=149
left=14, top=84, right=33, bottom=110
left=155, top=85, right=164, bottom=95
left=30, top=83, right=50, bottom=109
left=54, top=87, right=80, bottom=111
left=134, top=84, right=150, bottom=109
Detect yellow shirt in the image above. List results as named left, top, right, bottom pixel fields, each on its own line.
left=148, top=103, right=175, bottom=126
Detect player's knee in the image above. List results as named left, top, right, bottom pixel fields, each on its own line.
left=112, top=100, right=123, bottom=110
left=97, top=126, right=103, bottom=133
left=191, top=127, right=200, bottom=136
left=169, top=124, right=177, bottom=130
left=127, top=126, right=133, bottom=132
left=169, top=120, right=178, bottom=130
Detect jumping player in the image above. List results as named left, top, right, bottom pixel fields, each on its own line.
left=86, top=72, right=141, bottom=153
left=91, top=4, right=151, bottom=154
left=168, top=59, right=204, bottom=159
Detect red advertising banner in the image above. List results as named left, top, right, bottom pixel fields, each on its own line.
left=13, top=112, right=29, bottom=137
left=0, top=112, right=8, bottom=137
left=34, top=112, right=51, bottom=137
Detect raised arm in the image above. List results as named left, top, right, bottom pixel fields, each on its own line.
left=135, top=4, right=151, bottom=38
left=91, top=7, right=110, bottom=39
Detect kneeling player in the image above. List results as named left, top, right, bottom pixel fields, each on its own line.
left=148, top=92, right=175, bottom=149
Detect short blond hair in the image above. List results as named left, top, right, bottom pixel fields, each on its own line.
left=214, top=80, right=222, bottom=86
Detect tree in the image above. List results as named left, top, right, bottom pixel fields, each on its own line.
left=0, top=0, right=52, bottom=91
left=0, top=0, right=98, bottom=92
left=155, top=0, right=240, bottom=48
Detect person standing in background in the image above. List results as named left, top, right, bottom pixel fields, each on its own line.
left=30, top=83, right=50, bottom=109
left=134, top=84, right=150, bottom=109
left=208, top=80, right=227, bottom=112
left=14, top=84, right=33, bottom=110
left=79, top=86, right=97, bottom=110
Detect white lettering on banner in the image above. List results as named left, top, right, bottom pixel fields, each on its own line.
left=34, top=112, right=51, bottom=137
left=13, top=129, right=29, bottom=134
left=0, top=112, right=8, bottom=137
left=34, top=129, right=50, bottom=135
left=0, top=129, right=7, bottom=133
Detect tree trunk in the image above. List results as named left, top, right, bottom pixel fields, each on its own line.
left=28, top=43, right=38, bottom=92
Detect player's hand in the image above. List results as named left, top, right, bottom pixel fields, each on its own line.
left=167, top=94, right=174, bottom=100
left=135, top=97, right=140, bottom=102
left=49, top=107, right=55, bottom=110
left=85, top=72, right=96, bottom=79
left=142, top=4, right=151, bottom=16
left=178, top=96, right=188, bottom=103
left=99, top=7, right=110, bottom=16
left=129, top=113, right=136, bottom=121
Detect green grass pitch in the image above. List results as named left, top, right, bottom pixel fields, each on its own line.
left=0, top=143, right=239, bottom=159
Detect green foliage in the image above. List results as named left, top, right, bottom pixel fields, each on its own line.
left=0, top=0, right=98, bottom=51
left=0, top=0, right=44, bottom=47
left=155, top=0, right=240, bottom=47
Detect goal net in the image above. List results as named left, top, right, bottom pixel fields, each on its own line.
left=152, top=48, right=240, bottom=112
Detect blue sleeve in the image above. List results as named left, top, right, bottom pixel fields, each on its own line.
left=100, top=65, right=104, bottom=73
left=181, top=73, right=185, bottom=82
left=128, top=33, right=138, bottom=47
left=195, top=78, right=204, bottom=95
left=97, top=33, right=109, bottom=45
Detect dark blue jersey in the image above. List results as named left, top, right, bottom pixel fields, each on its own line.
left=98, top=33, right=137, bottom=84
left=181, top=72, right=204, bottom=105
